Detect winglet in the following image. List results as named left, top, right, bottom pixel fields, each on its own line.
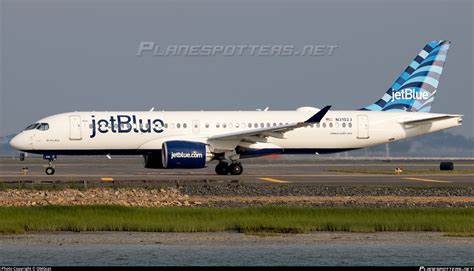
left=304, top=105, right=331, bottom=123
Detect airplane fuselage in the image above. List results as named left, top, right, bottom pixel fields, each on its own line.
left=8, top=40, right=460, bottom=176
left=10, top=109, right=462, bottom=157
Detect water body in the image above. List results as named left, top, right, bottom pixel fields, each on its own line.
left=0, top=232, right=472, bottom=266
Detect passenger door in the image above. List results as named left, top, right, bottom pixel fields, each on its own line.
left=357, top=115, right=369, bottom=139
left=69, top=115, right=82, bottom=140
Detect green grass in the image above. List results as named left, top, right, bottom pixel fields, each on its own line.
left=325, top=168, right=474, bottom=175
left=0, top=206, right=472, bottom=235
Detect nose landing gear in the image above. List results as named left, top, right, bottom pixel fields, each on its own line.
left=43, top=154, right=57, bottom=175
left=215, top=161, right=243, bottom=175
left=45, top=166, right=55, bottom=175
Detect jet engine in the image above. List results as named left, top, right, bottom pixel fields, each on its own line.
left=161, top=140, right=213, bottom=169
left=143, top=152, right=164, bottom=168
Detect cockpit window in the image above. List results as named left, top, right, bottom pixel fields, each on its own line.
left=24, top=123, right=40, bottom=130
left=24, top=123, right=49, bottom=131
left=38, top=123, right=49, bottom=131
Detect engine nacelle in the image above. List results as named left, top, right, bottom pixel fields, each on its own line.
left=162, top=141, right=212, bottom=169
left=143, top=152, right=164, bottom=169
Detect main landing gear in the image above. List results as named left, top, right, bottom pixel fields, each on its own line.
left=43, top=154, right=57, bottom=175
left=215, top=161, right=243, bottom=176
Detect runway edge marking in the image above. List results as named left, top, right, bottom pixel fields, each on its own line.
left=403, top=177, right=452, bottom=183
left=100, top=177, right=114, bottom=181
left=258, top=177, right=290, bottom=183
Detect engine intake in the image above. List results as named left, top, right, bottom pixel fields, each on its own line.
left=162, top=141, right=211, bottom=169
left=143, top=152, right=164, bottom=169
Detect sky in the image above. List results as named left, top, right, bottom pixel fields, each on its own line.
left=1, top=0, right=473, bottom=138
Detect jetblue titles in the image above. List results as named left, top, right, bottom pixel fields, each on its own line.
left=391, top=88, right=430, bottom=102
left=170, top=151, right=203, bottom=160
left=90, top=115, right=164, bottom=138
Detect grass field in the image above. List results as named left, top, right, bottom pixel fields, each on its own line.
left=0, top=206, right=472, bottom=235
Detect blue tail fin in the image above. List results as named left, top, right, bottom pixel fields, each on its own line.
left=362, top=40, right=451, bottom=112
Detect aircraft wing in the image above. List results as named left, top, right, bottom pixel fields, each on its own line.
left=208, top=106, right=331, bottom=146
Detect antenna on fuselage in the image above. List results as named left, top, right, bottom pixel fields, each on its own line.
left=149, top=107, right=155, bottom=112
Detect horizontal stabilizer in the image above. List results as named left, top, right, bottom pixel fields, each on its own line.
left=399, top=115, right=462, bottom=125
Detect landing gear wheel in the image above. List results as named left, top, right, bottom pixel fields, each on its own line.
left=215, top=162, right=229, bottom=175
left=43, top=155, right=57, bottom=176
left=45, top=167, right=55, bottom=175
left=229, top=163, right=243, bottom=175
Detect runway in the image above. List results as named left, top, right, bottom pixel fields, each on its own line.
left=1, top=157, right=473, bottom=186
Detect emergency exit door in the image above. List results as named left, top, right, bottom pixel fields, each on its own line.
left=357, top=115, right=369, bottom=139
left=69, top=115, right=82, bottom=140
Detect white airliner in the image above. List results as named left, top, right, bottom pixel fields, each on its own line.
left=10, top=40, right=462, bottom=175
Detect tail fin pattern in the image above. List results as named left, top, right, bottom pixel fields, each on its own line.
left=362, top=40, right=451, bottom=112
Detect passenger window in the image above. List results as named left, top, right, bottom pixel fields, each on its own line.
left=183, top=123, right=187, bottom=128
left=205, top=123, right=209, bottom=128
left=348, top=123, right=352, bottom=128
left=248, top=123, right=252, bottom=128
left=216, top=123, right=220, bottom=128
left=170, top=123, right=175, bottom=129
left=316, top=123, right=320, bottom=128
left=177, top=123, right=181, bottom=128
left=254, top=123, right=258, bottom=128
left=229, top=123, right=233, bottom=128
left=235, top=123, right=239, bottom=128
left=342, top=123, right=346, bottom=128
left=164, top=123, right=168, bottom=128
left=260, top=123, right=264, bottom=128
left=323, top=123, right=326, bottom=128
left=223, top=123, right=227, bottom=128
left=329, top=123, right=333, bottom=128
left=266, top=123, right=270, bottom=127
left=273, top=123, right=277, bottom=127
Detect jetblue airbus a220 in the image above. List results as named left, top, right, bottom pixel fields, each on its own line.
left=10, top=40, right=462, bottom=175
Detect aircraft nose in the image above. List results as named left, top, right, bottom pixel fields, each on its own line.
left=10, top=134, right=29, bottom=151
